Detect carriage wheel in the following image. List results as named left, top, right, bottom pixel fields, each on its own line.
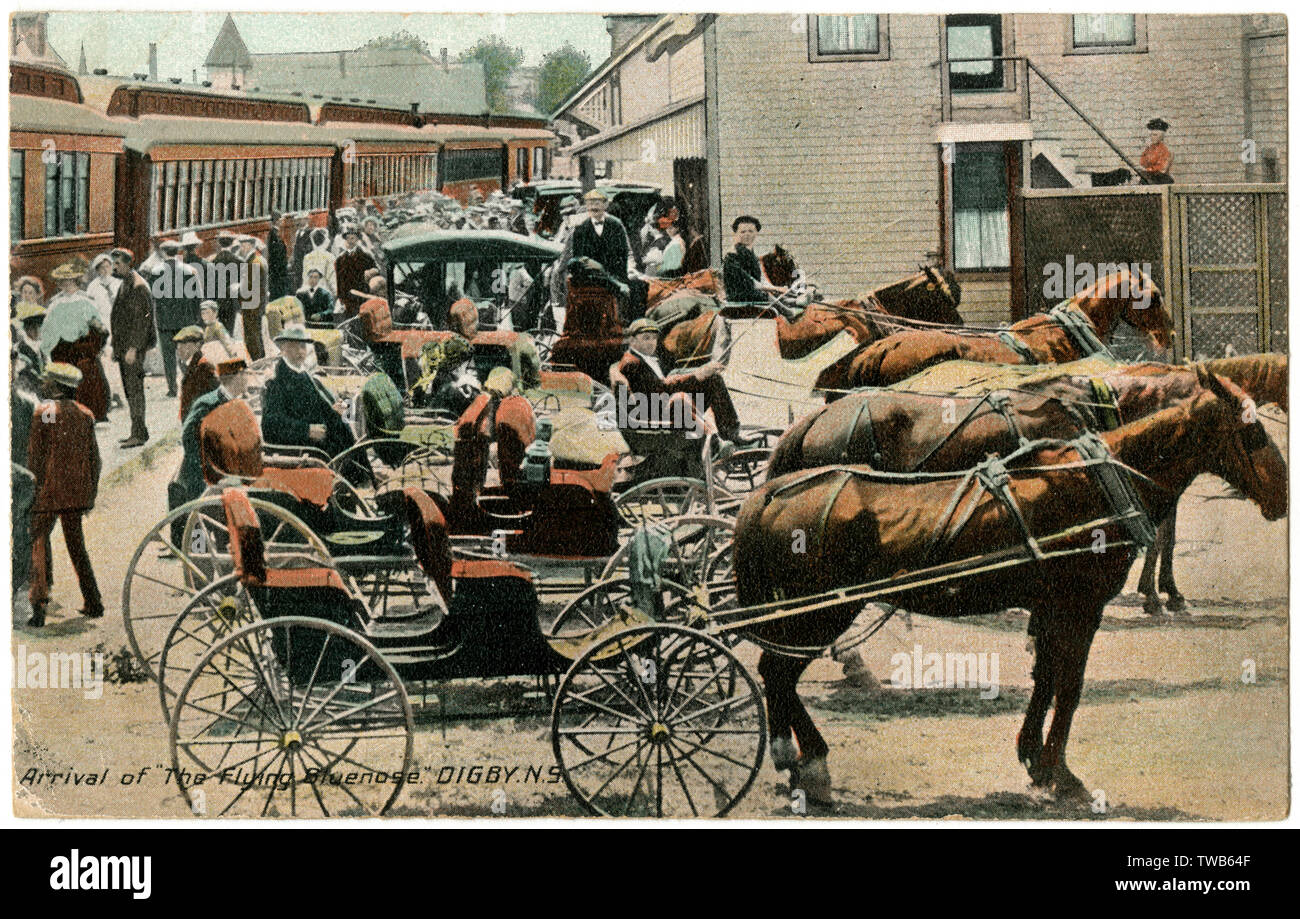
left=711, top=448, right=773, bottom=494
left=123, top=496, right=330, bottom=684
left=613, top=477, right=712, bottom=529
left=156, top=573, right=257, bottom=721
left=552, top=624, right=766, bottom=818
left=170, top=616, right=413, bottom=818
left=600, top=515, right=737, bottom=615
left=546, top=577, right=709, bottom=643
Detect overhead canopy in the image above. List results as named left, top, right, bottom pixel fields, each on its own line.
left=385, top=229, right=561, bottom=263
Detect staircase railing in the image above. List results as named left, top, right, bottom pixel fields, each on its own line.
left=939, top=54, right=1150, bottom=183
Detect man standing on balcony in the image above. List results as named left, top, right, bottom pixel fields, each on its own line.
left=1137, top=118, right=1174, bottom=185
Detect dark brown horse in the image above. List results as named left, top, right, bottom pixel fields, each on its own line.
left=815, top=268, right=1174, bottom=393
left=734, top=370, right=1287, bottom=804
left=662, top=262, right=965, bottom=368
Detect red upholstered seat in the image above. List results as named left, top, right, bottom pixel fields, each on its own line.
left=360, top=298, right=452, bottom=359
left=201, top=400, right=264, bottom=485
left=451, top=558, right=533, bottom=582
left=220, top=488, right=346, bottom=591
left=539, top=370, right=593, bottom=393
left=551, top=452, right=618, bottom=494
left=402, top=486, right=453, bottom=604
left=253, top=466, right=336, bottom=510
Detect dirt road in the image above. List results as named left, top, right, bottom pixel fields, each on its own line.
left=11, top=416, right=1289, bottom=821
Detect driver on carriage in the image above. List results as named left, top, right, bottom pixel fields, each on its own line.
left=449, top=367, right=537, bottom=526
left=722, top=215, right=789, bottom=310
left=611, top=318, right=759, bottom=452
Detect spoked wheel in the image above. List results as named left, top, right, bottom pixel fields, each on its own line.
left=170, top=616, right=413, bottom=818
left=157, top=573, right=257, bottom=720
left=614, top=477, right=712, bottom=529
left=712, top=448, right=773, bottom=495
left=123, top=495, right=330, bottom=684
left=546, top=577, right=709, bottom=644
left=552, top=624, right=766, bottom=818
left=601, top=515, right=737, bottom=616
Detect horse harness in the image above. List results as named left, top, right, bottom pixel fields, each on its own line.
left=997, top=303, right=1116, bottom=364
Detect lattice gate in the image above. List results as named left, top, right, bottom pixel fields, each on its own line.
left=1021, top=184, right=1286, bottom=361
left=1172, top=187, right=1287, bottom=359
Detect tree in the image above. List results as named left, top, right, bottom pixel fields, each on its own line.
left=458, top=35, right=525, bottom=113
left=537, top=42, right=592, bottom=115
left=359, top=29, right=432, bottom=56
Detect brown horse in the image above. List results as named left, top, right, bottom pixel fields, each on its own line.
left=734, top=369, right=1286, bottom=804
left=662, top=263, right=965, bottom=368
left=815, top=268, right=1173, bottom=394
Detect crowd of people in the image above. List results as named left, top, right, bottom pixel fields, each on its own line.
left=10, top=172, right=796, bottom=629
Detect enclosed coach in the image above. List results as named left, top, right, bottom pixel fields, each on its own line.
left=106, top=83, right=332, bottom=259
left=9, top=64, right=126, bottom=280
left=315, top=102, right=440, bottom=208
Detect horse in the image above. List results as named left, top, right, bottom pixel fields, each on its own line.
left=734, top=369, right=1287, bottom=804
left=815, top=268, right=1174, bottom=394
left=660, top=262, right=965, bottom=368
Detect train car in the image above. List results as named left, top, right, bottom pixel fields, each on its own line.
left=434, top=125, right=553, bottom=204
left=9, top=63, right=127, bottom=280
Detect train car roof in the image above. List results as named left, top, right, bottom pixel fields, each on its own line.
left=385, top=229, right=562, bottom=262
left=122, top=115, right=331, bottom=153
left=9, top=94, right=130, bottom=137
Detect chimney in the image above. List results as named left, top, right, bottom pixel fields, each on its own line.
left=410, top=102, right=420, bottom=116
left=192, top=68, right=197, bottom=84
left=338, top=51, right=347, bottom=77
left=440, top=48, right=449, bottom=72
left=148, top=43, right=158, bottom=81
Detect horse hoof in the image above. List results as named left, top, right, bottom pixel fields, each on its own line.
left=1141, top=597, right=1167, bottom=618
left=1051, top=771, right=1092, bottom=805
left=793, top=756, right=834, bottom=805
left=770, top=737, right=799, bottom=772
left=1165, top=593, right=1187, bottom=614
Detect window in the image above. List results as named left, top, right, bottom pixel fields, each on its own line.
left=947, top=14, right=1006, bottom=92
left=11, top=150, right=25, bottom=242
left=516, top=148, right=529, bottom=182
left=951, top=145, right=1009, bottom=271
left=533, top=147, right=546, bottom=181
left=44, top=151, right=89, bottom=237
left=808, top=15, right=889, bottom=62
left=443, top=148, right=502, bottom=184
left=150, top=155, right=331, bottom=233
left=1067, top=14, right=1146, bottom=54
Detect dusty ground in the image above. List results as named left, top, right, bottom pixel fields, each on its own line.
left=11, top=412, right=1289, bottom=822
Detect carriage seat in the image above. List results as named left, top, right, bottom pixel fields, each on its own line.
left=221, top=488, right=348, bottom=593
left=402, top=486, right=453, bottom=605
left=360, top=297, right=453, bottom=360
left=200, top=400, right=337, bottom=511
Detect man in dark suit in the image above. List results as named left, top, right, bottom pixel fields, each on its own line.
left=209, top=231, right=242, bottom=333
left=568, top=189, right=630, bottom=300
left=261, top=325, right=368, bottom=483
left=110, top=247, right=157, bottom=447
left=295, top=268, right=336, bottom=322
left=27, top=362, right=103, bottom=626
left=612, top=318, right=757, bottom=450
left=334, top=227, right=377, bottom=319
left=267, top=210, right=290, bottom=300
left=289, top=214, right=312, bottom=293
left=150, top=238, right=201, bottom=397
left=722, top=215, right=787, bottom=304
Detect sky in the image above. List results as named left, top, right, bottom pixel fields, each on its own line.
left=44, top=11, right=612, bottom=80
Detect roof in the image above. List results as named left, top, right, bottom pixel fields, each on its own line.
left=9, top=95, right=128, bottom=137
left=385, top=230, right=561, bottom=263
left=245, top=55, right=488, bottom=116
left=205, top=14, right=253, bottom=70
left=123, top=115, right=328, bottom=153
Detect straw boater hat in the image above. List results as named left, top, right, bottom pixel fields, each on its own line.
left=50, top=261, right=83, bottom=282
left=180, top=231, right=202, bottom=248
left=173, top=326, right=205, bottom=343
left=583, top=189, right=608, bottom=202
left=16, top=302, right=46, bottom=323
left=42, top=361, right=83, bottom=389
left=624, top=318, right=660, bottom=339
left=274, top=325, right=313, bottom=344
left=485, top=366, right=515, bottom=397
left=159, top=238, right=182, bottom=254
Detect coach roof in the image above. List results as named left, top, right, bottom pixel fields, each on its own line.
left=384, top=229, right=561, bottom=263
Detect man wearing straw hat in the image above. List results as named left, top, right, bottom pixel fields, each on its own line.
left=26, top=362, right=103, bottom=627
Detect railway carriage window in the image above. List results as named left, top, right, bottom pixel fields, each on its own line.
left=11, top=150, right=24, bottom=242
left=44, top=151, right=90, bottom=237
left=177, top=162, right=191, bottom=228
left=952, top=145, right=1009, bottom=271
left=297, top=157, right=308, bottom=211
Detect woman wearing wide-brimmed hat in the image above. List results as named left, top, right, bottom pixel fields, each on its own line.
left=41, top=261, right=111, bottom=422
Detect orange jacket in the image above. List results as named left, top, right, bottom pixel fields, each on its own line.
left=29, top=398, right=100, bottom=512
left=1139, top=141, right=1172, bottom=174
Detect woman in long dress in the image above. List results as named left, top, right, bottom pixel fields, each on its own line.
left=41, top=261, right=111, bottom=421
